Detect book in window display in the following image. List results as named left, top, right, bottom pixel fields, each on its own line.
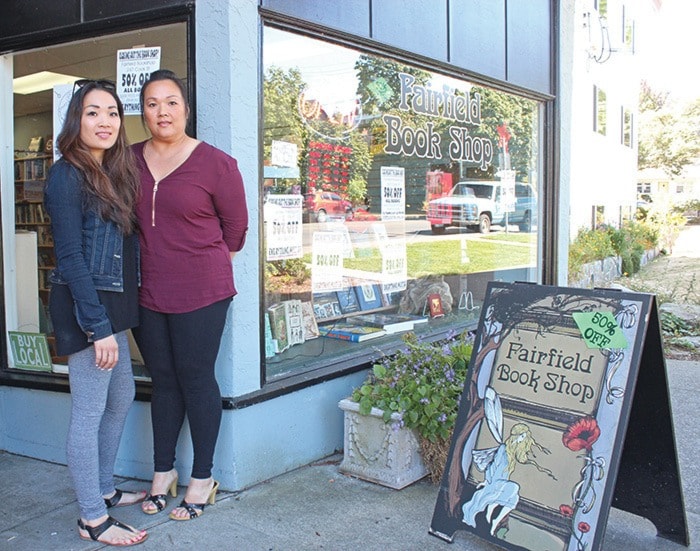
left=300, top=301, right=320, bottom=340
left=336, top=286, right=360, bottom=314
left=352, top=312, right=427, bottom=334
left=264, top=312, right=277, bottom=357
left=267, top=303, right=289, bottom=353
left=312, top=292, right=342, bottom=320
left=427, top=292, right=445, bottom=318
left=318, top=322, right=386, bottom=342
left=355, top=283, right=383, bottom=310
left=283, top=299, right=305, bottom=346
left=382, top=288, right=403, bottom=307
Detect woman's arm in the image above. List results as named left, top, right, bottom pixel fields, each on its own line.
left=212, top=157, right=249, bottom=254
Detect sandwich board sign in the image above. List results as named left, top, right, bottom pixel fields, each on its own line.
left=430, top=281, right=689, bottom=550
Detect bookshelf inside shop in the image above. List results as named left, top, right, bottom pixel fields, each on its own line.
left=14, top=150, right=58, bottom=359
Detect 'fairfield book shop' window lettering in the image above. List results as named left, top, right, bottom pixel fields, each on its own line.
left=384, top=72, right=493, bottom=170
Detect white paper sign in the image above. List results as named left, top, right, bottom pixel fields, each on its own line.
left=381, top=166, right=406, bottom=221
left=311, top=231, right=345, bottom=293
left=117, top=47, right=161, bottom=115
left=381, top=237, right=407, bottom=293
left=265, top=194, right=303, bottom=260
left=271, top=140, right=298, bottom=168
left=52, top=84, right=73, bottom=161
left=499, top=168, right=516, bottom=212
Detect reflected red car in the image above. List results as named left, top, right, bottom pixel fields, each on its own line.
left=304, top=191, right=353, bottom=222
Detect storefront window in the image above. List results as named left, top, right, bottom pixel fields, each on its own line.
left=6, top=22, right=188, bottom=377
left=262, top=26, right=542, bottom=381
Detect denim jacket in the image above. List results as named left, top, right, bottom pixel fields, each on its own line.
left=44, top=159, right=140, bottom=342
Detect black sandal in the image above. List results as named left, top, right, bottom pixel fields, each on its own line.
left=142, top=475, right=178, bottom=515
left=169, top=499, right=208, bottom=520
left=168, top=481, right=219, bottom=521
left=104, top=488, right=147, bottom=508
left=77, top=516, right=148, bottom=547
left=142, top=493, right=167, bottom=515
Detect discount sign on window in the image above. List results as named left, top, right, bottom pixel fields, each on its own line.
left=117, top=47, right=161, bottom=115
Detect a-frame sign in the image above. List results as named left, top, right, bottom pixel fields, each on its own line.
left=430, top=282, right=689, bottom=551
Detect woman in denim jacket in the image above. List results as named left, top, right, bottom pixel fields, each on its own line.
left=44, top=79, right=147, bottom=547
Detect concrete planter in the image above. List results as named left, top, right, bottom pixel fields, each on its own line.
left=338, top=398, right=428, bottom=489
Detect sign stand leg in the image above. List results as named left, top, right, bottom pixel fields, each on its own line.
left=611, top=299, right=689, bottom=546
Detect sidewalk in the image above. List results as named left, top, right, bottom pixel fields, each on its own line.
left=1, top=358, right=698, bottom=550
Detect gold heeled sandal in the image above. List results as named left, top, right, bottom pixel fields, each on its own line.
left=142, top=474, right=178, bottom=515
left=169, top=480, right=219, bottom=521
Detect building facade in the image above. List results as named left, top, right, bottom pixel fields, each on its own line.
left=564, top=0, right=644, bottom=238
left=1, top=0, right=566, bottom=490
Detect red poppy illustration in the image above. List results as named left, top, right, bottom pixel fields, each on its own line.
left=559, top=504, right=574, bottom=517
left=578, top=521, right=591, bottom=533
left=562, top=416, right=600, bottom=452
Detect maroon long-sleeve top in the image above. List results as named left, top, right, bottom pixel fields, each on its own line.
left=133, top=140, right=248, bottom=313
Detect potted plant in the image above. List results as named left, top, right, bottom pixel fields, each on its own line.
left=339, top=331, right=473, bottom=488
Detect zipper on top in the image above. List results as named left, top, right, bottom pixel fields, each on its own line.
left=151, top=180, right=160, bottom=227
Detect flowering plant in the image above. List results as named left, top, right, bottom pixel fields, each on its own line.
left=350, top=331, right=473, bottom=480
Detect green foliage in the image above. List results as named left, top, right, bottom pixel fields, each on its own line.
left=568, top=228, right=616, bottom=279
left=339, top=237, right=535, bottom=277
left=263, top=66, right=306, bottom=153
left=468, top=87, right=537, bottom=181
left=638, top=81, right=700, bottom=177
left=661, top=310, right=699, bottom=350
left=264, top=259, right=311, bottom=292
left=673, top=199, right=700, bottom=223
left=645, top=208, right=687, bottom=254
left=350, top=332, right=473, bottom=442
left=607, top=221, right=658, bottom=276
left=568, top=221, right=660, bottom=280
left=661, top=311, right=694, bottom=337
left=346, top=132, right=372, bottom=205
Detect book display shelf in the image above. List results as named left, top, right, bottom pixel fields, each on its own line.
left=264, top=278, right=482, bottom=380
left=14, top=150, right=58, bottom=360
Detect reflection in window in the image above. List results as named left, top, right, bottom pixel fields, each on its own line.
left=621, top=107, right=633, bottom=147
left=594, top=86, right=607, bottom=136
left=595, top=0, right=608, bottom=18
left=622, top=6, right=635, bottom=51
left=262, top=27, right=542, bottom=380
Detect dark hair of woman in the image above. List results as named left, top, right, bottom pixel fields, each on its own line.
left=56, top=80, right=139, bottom=233
left=139, top=69, right=190, bottom=125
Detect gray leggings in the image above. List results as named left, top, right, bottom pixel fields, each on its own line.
left=66, top=331, right=135, bottom=521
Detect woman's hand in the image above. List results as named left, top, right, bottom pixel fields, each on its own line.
left=94, top=334, right=118, bottom=370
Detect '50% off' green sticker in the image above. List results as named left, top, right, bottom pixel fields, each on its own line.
left=572, top=311, right=628, bottom=349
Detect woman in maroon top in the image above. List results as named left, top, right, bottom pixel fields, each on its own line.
left=133, top=70, right=248, bottom=520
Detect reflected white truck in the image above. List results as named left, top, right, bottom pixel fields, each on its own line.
left=426, top=181, right=536, bottom=234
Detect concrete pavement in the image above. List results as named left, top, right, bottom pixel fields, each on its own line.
left=1, top=358, right=698, bottom=550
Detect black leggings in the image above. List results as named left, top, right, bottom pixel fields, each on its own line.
left=134, top=297, right=231, bottom=479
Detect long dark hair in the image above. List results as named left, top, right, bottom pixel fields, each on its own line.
left=56, top=80, right=139, bottom=233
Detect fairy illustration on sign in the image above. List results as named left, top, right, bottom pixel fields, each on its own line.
left=462, top=386, right=556, bottom=536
